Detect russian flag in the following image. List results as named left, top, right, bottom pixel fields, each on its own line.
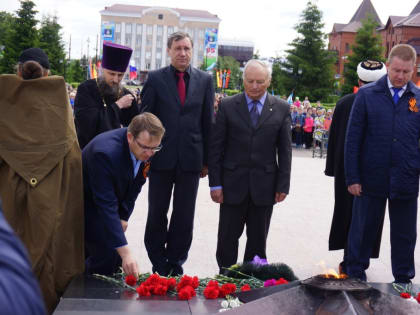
left=129, top=66, right=137, bottom=80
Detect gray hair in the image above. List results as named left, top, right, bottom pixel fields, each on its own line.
left=167, top=31, right=193, bottom=49
left=242, top=59, right=272, bottom=80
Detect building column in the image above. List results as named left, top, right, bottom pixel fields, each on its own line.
left=121, top=22, right=126, bottom=47
left=162, top=25, right=168, bottom=67
left=140, top=24, right=147, bottom=71
left=151, top=24, right=157, bottom=70
left=192, top=28, right=198, bottom=68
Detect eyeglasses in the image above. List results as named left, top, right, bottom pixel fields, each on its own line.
left=134, top=138, right=162, bottom=152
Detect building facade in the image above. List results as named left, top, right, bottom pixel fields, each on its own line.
left=328, top=0, right=382, bottom=80
left=329, top=0, right=420, bottom=84
left=100, top=4, right=221, bottom=76
left=379, top=3, right=420, bottom=82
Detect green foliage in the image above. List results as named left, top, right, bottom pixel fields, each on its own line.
left=274, top=1, right=336, bottom=102
left=66, top=57, right=88, bottom=83
left=224, top=89, right=240, bottom=96
left=342, top=15, right=384, bottom=94
left=0, top=0, right=38, bottom=74
left=213, top=56, right=241, bottom=90
left=39, top=14, right=66, bottom=77
left=270, top=58, right=288, bottom=96
left=0, top=11, right=14, bottom=54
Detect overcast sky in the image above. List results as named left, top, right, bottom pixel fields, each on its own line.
left=1, top=0, right=419, bottom=59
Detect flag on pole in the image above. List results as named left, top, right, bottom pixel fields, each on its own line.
left=129, top=66, right=137, bottom=80
left=222, top=69, right=226, bottom=89
left=88, top=59, right=93, bottom=79
left=216, top=70, right=221, bottom=88
left=286, top=92, right=294, bottom=104
left=225, top=69, right=231, bottom=89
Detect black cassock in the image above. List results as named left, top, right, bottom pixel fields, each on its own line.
left=325, top=93, right=384, bottom=258
left=74, top=79, right=140, bottom=149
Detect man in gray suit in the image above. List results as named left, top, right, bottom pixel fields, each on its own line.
left=141, top=32, right=214, bottom=276
left=209, top=60, right=292, bottom=273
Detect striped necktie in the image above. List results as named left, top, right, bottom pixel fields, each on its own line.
left=392, top=87, right=402, bottom=104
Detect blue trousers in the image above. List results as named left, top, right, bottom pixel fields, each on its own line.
left=347, top=195, right=417, bottom=282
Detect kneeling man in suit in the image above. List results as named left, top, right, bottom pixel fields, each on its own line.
left=83, top=113, right=165, bottom=276
left=209, top=59, right=292, bottom=273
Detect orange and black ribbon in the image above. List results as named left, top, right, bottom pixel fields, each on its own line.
left=142, top=161, right=151, bottom=179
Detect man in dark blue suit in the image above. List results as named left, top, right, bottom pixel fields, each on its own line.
left=0, top=200, right=46, bottom=315
left=141, top=31, right=214, bottom=276
left=345, top=44, right=420, bottom=284
left=83, top=113, right=165, bottom=276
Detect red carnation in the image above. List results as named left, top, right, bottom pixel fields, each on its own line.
left=192, top=276, right=200, bottom=289
left=145, top=274, right=161, bottom=286
left=125, top=275, right=137, bottom=286
left=159, top=278, right=168, bottom=287
left=207, top=280, right=219, bottom=288
left=167, top=278, right=177, bottom=289
left=416, top=293, right=420, bottom=303
left=136, top=284, right=151, bottom=297
left=276, top=278, right=289, bottom=285
left=400, top=292, right=411, bottom=299
left=219, top=283, right=237, bottom=298
left=177, top=275, right=194, bottom=292
left=153, top=284, right=168, bottom=296
left=241, top=284, right=251, bottom=292
left=204, top=286, right=219, bottom=299
left=221, top=283, right=236, bottom=294
left=178, top=285, right=195, bottom=300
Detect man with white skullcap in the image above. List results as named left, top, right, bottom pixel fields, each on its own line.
left=325, top=60, right=387, bottom=275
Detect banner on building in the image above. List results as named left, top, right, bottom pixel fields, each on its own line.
left=101, top=22, right=115, bottom=43
left=204, top=28, right=218, bottom=69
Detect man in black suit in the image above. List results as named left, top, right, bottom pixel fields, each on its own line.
left=141, top=32, right=214, bottom=276
left=83, top=113, right=165, bottom=276
left=208, top=59, right=292, bottom=272
left=325, top=60, right=387, bottom=275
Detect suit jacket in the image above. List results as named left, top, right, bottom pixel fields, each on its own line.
left=74, top=79, right=140, bottom=149
left=140, top=66, right=214, bottom=172
left=345, top=75, right=420, bottom=199
left=209, top=93, right=292, bottom=206
left=0, top=202, right=45, bottom=315
left=83, top=128, right=146, bottom=250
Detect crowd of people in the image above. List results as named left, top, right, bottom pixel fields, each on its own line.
left=0, top=30, right=419, bottom=315
left=290, top=101, right=333, bottom=149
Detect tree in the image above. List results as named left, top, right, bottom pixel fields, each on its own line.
left=270, top=57, right=288, bottom=96
left=0, top=11, right=15, bottom=55
left=214, top=56, right=241, bottom=90
left=279, top=1, right=336, bottom=101
left=39, top=14, right=66, bottom=76
left=0, top=0, right=38, bottom=74
left=66, top=59, right=85, bottom=83
left=342, top=15, right=384, bottom=94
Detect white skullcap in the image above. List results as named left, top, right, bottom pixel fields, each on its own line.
left=357, top=60, right=387, bottom=83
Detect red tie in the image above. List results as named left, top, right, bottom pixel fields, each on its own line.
left=176, top=72, right=186, bottom=106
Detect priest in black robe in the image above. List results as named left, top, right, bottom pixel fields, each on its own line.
left=325, top=60, right=387, bottom=274
left=74, top=42, right=140, bottom=149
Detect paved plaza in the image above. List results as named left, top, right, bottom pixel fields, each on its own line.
left=126, top=148, right=420, bottom=283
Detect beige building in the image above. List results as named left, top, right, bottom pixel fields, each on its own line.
left=100, top=4, right=221, bottom=74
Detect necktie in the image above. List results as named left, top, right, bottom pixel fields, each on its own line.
left=133, top=160, right=141, bottom=178
left=392, top=87, right=402, bottom=104
left=176, top=72, right=186, bottom=106
left=250, top=100, right=260, bottom=127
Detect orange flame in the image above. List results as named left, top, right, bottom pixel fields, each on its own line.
left=317, top=261, right=348, bottom=279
